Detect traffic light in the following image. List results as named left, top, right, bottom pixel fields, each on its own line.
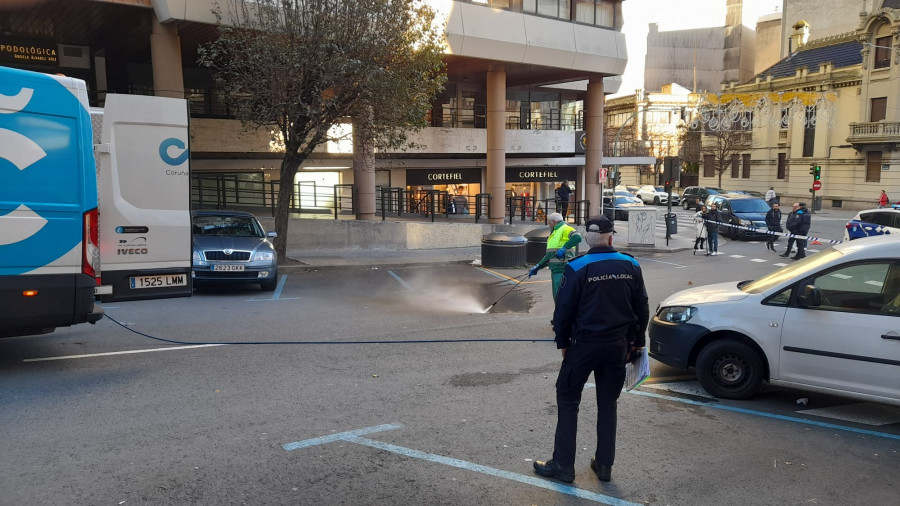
left=809, top=163, right=821, bottom=179
left=613, top=172, right=622, bottom=187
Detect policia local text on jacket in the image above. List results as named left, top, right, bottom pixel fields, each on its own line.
left=529, top=214, right=582, bottom=302
left=533, top=215, right=649, bottom=484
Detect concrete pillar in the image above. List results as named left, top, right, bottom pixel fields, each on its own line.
left=150, top=13, right=184, bottom=98
left=353, top=108, right=377, bottom=221
left=486, top=65, right=506, bottom=224
left=584, top=77, right=604, bottom=215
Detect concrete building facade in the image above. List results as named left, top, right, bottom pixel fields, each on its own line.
left=0, top=0, right=629, bottom=222
left=691, top=2, right=900, bottom=210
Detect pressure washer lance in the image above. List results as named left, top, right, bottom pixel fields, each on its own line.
left=483, top=273, right=529, bottom=313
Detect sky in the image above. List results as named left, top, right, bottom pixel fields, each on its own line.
left=613, top=0, right=780, bottom=97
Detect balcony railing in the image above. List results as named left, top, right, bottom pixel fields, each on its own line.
left=848, top=121, right=900, bottom=140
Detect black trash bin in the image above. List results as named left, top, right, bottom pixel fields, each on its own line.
left=524, top=227, right=551, bottom=264
left=665, top=213, right=677, bottom=235
left=602, top=206, right=615, bottom=222
left=813, top=197, right=823, bottom=211
left=482, top=232, right=527, bottom=268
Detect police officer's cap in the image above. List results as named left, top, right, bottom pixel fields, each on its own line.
left=585, top=215, right=615, bottom=234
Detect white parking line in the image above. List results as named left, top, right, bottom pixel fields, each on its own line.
left=23, top=344, right=227, bottom=362
left=750, top=258, right=768, bottom=263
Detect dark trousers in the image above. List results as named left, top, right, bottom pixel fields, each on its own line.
left=558, top=200, right=569, bottom=220
left=707, top=229, right=719, bottom=253
left=784, top=236, right=796, bottom=255
left=693, top=236, right=706, bottom=250
left=766, top=228, right=781, bottom=247
left=794, top=238, right=807, bottom=258
left=552, top=339, right=627, bottom=467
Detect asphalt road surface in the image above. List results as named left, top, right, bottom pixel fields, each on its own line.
left=2, top=219, right=897, bottom=505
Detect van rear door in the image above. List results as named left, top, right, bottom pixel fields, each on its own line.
left=95, top=94, right=192, bottom=301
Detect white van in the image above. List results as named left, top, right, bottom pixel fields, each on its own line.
left=650, top=235, right=900, bottom=406
left=0, top=65, right=190, bottom=337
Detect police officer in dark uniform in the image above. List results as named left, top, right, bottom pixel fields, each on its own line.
left=533, top=215, right=649, bottom=483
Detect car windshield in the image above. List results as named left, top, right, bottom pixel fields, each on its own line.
left=615, top=196, right=638, bottom=205
left=730, top=199, right=771, bottom=213
left=740, top=248, right=845, bottom=294
left=708, top=188, right=726, bottom=194
left=193, top=215, right=263, bottom=237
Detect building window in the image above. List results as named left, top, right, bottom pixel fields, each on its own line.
left=802, top=106, right=816, bottom=157
left=730, top=154, right=740, bottom=178
left=866, top=151, right=882, bottom=183
left=777, top=153, right=786, bottom=179
left=703, top=154, right=714, bottom=177
left=871, top=97, right=887, bottom=122
left=874, top=35, right=892, bottom=69
left=595, top=0, right=615, bottom=27
left=742, top=154, right=751, bottom=178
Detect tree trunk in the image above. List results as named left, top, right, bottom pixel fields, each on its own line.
left=273, top=156, right=301, bottom=258
left=353, top=108, right=376, bottom=221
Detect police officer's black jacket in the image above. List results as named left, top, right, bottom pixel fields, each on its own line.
left=552, top=246, right=650, bottom=350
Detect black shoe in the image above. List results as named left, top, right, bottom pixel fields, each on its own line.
left=590, top=458, right=612, bottom=482
left=533, top=459, right=575, bottom=483
left=779, top=253, right=789, bottom=257
left=791, top=255, right=805, bottom=260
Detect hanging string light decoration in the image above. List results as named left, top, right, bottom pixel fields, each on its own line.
left=688, top=91, right=838, bottom=131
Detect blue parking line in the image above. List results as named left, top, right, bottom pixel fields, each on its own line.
left=387, top=270, right=413, bottom=291
left=282, top=423, right=640, bottom=505
left=628, top=390, right=900, bottom=441
left=346, top=436, right=640, bottom=506
left=282, top=423, right=402, bottom=451
left=272, top=274, right=288, bottom=299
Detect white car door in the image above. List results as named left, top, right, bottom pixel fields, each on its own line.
left=779, top=261, right=900, bottom=402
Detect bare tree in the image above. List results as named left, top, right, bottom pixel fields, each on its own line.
left=199, top=0, right=445, bottom=255
left=700, top=128, right=751, bottom=188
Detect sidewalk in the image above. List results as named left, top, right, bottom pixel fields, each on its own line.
left=284, top=216, right=696, bottom=269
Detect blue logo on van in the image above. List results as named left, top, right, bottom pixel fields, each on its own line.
left=0, top=74, right=94, bottom=275
left=159, top=137, right=189, bottom=166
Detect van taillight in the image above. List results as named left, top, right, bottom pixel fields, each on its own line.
left=82, top=208, right=100, bottom=282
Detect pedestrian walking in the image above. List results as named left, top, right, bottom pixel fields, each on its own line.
left=792, top=202, right=811, bottom=259
left=879, top=189, right=889, bottom=208
left=528, top=212, right=582, bottom=306
left=693, top=205, right=708, bottom=254
left=765, top=186, right=778, bottom=207
left=764, top=202, right=782, bottom=251
left=532, top=215, right=650, bottom=484
left=556, top=180, right=572, bottom=221
left=702, top=203, right=723, bottom=256
left=780, top=202, right=810, bottom=259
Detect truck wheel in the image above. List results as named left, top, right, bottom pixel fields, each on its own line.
left=696, top=339, right=763, bottom=399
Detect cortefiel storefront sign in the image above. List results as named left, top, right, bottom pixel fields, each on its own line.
left=407, top=168, right=480, bottom=186
left=506, top=166, right=576, bottom=182
left=0, top=38, right=58, bottom=66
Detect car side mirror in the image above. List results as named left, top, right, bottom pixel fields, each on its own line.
left=267, top=231, right=278, bottom=238
left=796, top=284, right=822, bottom=307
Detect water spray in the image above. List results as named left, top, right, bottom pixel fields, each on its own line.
left=483, top=273, right=528, bottom=313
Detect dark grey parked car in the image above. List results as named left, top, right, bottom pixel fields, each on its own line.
left=191, top=210, right=279, bottom=291
left=681, top=186, right=727, bottom=210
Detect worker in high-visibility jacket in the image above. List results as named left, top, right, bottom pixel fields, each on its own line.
left=529, top=212, right=583, bottom=303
